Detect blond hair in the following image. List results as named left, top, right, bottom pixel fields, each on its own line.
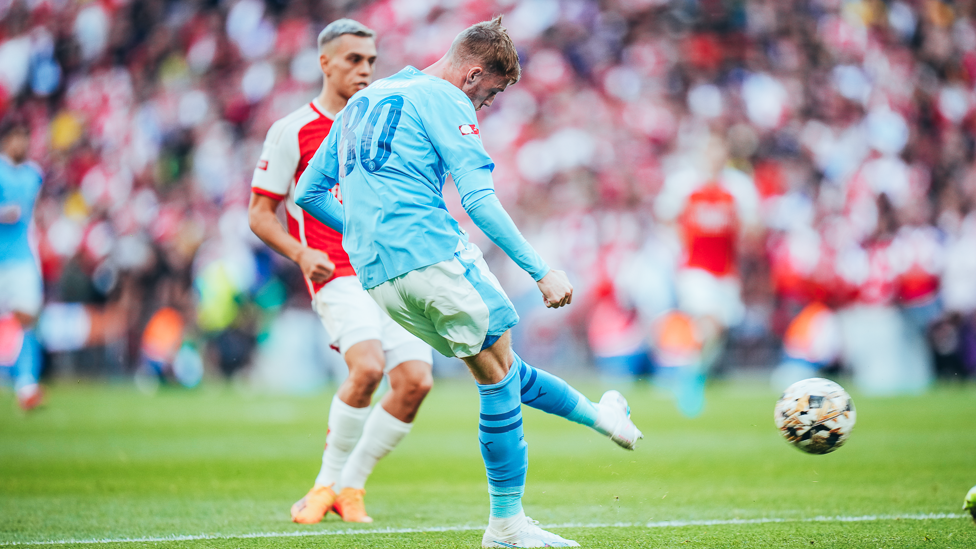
left=448, top=16, right=521, bottom=84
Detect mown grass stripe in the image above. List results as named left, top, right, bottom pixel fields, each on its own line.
left=1, top=512, right=966, bottom=546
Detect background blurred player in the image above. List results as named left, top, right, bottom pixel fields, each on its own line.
left=0, top=118, right=44, bottom=411
left=296, top=17, right=641, bottom=548
left=248, top=19, right=433, bottom=524
left=653, top=133, right=761, bottom=416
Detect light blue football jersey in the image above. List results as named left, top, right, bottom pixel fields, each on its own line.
left=0, top=155, right=43, bottom=263
left=303, top=66, right=494, bottom=290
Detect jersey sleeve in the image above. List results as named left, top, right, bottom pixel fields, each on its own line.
left=458, top=168, right=550, bottom=281
left=295, top=123, right=343, bottom=233
left=421, top=84, right=494, bottom=180
left=306, top=119, right=341, bottom=185
left=251, top=118, right=299, bottom=200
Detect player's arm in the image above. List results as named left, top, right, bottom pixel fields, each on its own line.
left=295, top=165, right=344, bottom=233
left=456, top=168, right=548, bottom=279
left=247, top=193, right=334, bottom=283
left=423, top=85, right=571, bottom=308
left=250, top=118, right=335, bottom=282
left=295, top=125, right=345, bottom=234
left=456, top=168, right=572, bottom=309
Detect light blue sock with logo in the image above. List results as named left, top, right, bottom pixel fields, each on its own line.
left=477, top=364, right=527, bottom=519
left=515, top=352, right=599, bottom=428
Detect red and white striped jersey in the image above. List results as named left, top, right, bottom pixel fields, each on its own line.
left=889, top=225, right=943, bottom=306
left=251, top=99, right=354, bottom=295
left=678, top=184, right=740, bottom=276
left=655, top=167, right=760, bottom=277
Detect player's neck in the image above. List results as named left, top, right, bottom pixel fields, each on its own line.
left=316, top=86, right=343, bottom=118
left=423, top=55, right=462, bottom=87
left=0, top=151, right=24, bottom=166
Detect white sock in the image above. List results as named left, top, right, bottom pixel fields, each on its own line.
left=314, top=395, right=370, bottom=488
left=338, top=404, right=413, bottom=490
left=488, top=510, right=526, bottom=536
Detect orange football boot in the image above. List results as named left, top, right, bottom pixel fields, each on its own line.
left=290, top=485, right=337, bottom=524
left=332, top=487, right=373, bottom=523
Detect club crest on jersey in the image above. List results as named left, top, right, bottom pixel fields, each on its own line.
left=256, top=160, right=268, bottom=170
left=459, top=124, right=480, bottom=136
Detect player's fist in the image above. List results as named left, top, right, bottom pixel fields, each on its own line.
left=297, top=247, right=335, bottom=283
left=537, top=269, right=573, bottom=309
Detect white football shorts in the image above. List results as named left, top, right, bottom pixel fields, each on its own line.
left=312, top=276, right=432, bottom=373
left=367, top=241, right=520, bottom=359
left=0, top=261, right=43, bottom=317
left=674, top=267, right=744, bottom=328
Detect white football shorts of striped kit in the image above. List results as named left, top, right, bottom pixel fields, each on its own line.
left=313, top=276, right=432, bottom=373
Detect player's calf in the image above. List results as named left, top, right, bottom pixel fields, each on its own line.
left=384, top=359, right=432, bottom=423
left=338, top=404, right=414, bottom=497
left=514, top=354, right=643, bottom=449
left=340, top=341, right=387, bottom=407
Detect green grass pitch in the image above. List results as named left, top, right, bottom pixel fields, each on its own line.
left=1, top=379, right=974, bottom=548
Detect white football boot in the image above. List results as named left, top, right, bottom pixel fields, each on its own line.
left=482, top=513, right=580, bottom=548
left=595, top=390, right=643, bottom=450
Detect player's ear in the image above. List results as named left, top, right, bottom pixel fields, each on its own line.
left=466, top=66, right=484, bottom=85
left=319, top=52, right=331, bottom=75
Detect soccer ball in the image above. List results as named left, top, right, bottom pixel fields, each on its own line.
left=963, top=484, right=976, bottom=522
left=774, top=378, right=856, bottom=454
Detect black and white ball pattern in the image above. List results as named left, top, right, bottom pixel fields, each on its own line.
left=774, top=378, right=856, bottom=454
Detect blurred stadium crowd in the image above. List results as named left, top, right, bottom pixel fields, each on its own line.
left=1, top=0, right=975, bottom=393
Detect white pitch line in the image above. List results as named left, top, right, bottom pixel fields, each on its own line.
left=0, top=513, right=967, bottom=546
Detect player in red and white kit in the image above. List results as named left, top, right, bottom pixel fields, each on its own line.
left=248, top=20, right=432, bottom=524
left=653, top=134, right=760, bottom=415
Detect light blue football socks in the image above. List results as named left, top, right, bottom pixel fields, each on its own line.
left=14, top=329, right=40, bottom=391
left=477, top=364, right=527, bottom=519
left=515, top=353, right=599, bottom=428
left=478, top=355, right=623, bottom=523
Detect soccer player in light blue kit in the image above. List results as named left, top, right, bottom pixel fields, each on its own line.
left=296, top=18, right=642, bottom=548
left=0, top=119, right=44, bottom=411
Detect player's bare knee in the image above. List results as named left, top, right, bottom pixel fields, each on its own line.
left=347, top=359, right=385, bottom=394
left=463, top=333, right=513, bottom=384
left=390, top=362, right=432, bottom=404
left=344, top=340, right=386, bottom=394
left=404, top=367, right=433, bottom=399
left=346, top=355, right=384, bottom=396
